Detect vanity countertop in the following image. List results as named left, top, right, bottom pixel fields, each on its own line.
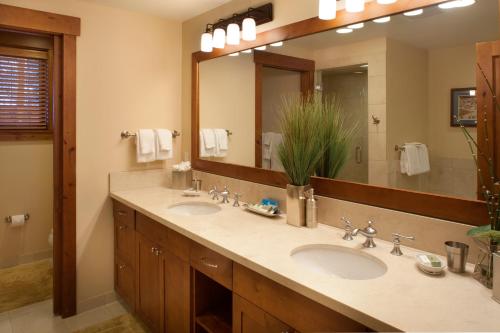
left=110, top=186, right=500, bottom=332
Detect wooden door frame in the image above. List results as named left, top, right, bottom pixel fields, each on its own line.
left=254, top=51, right=315, bottom=168
left=0, top=4, right=80, bottom=318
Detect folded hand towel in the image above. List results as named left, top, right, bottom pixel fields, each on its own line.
left=262, top=132, right=273, bottom=160
left=400, top=142, right=430, bottom=176
left=214, top=128, right=228, bottom=157
left=136, top=129, right=155, bottom=163
left=155, top=129, right=173, bottom=160
left=199, top=130, right=215, bottom=157
left=270, top=133, right=284, bottom=172
left=201, top=129, right=216, bottom=149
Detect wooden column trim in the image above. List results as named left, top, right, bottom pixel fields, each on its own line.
left=0, top=4, right=80, bottom=36
left=60, top=34, right=77, bottom=317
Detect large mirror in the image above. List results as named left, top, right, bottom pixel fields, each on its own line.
left=198, top=0, right=499, bottom=202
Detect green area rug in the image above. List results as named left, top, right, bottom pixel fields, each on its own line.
left=74, top=314, right=149, bottom=333
left=0, top=259, right=52, bottom=313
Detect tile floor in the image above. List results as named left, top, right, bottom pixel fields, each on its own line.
left=0, top=299, right=128, bottom=333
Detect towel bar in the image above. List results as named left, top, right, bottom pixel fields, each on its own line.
left=5, top=214, right=30, bottom=224
left=395, top=144, right=429, bottom=152
left=121, top=130, right=181, bottom=139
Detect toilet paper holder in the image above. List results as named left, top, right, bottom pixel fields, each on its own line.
left=5, top=214, right=30, bottom=224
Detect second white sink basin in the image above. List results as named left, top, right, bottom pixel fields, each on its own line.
left=168, top=202, right=221, bottom=216
left=291, top=244, right=387, bottom=280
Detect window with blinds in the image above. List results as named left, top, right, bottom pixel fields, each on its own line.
left=0, top=46, right=51, bottom=134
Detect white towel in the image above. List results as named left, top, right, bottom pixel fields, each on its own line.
left=400, top=143, right=430, bottom=176
left=136, top=129, right=155, bottom=163
left=214, top=128, right=228, bottom=157
left=262, top=132, right=272, bottom=160
left=155, top=129, right=173, bottom=160
left=270, top=133, right=284, bottom=172
left=199, top=130, right=214, bottom=157
left=201, top=128, right=216, bottom=149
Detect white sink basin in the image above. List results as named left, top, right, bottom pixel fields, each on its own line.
left=291, top=244, right=387, bottom=280
left=168, top=202, right=221, bottom=216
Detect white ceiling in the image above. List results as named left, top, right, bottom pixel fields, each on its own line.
left=81, top=0, right=233, bottom=21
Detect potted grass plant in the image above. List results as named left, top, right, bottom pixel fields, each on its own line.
left=277, top=93, right=355, bottom=226
left=461, top=64, right=500, bottom=288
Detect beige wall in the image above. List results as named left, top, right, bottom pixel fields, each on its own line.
left=0, top=141, right=53, bottom=268
left=428, top=44, right=477, bottom=159
left=199, top=55, right=255, bottom=167
left=0, top=0, right=182, bottom=310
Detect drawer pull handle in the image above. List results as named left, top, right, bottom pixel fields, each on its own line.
left=118, top=225, right=127, bottom=230
left=151, top=247, right=157, bottom=253
left=155, top=249, right=162, bottom=256
left=117, top=210, right=127, bottom=216
left=119, top=264, right=126, bottom=270
left=200, top=257, right=219, bottom=269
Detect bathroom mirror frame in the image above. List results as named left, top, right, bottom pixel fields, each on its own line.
left=192, top=0, right=497, bottom=226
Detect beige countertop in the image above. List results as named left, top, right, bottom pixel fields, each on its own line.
left=110, top=186, right=500, bottom=332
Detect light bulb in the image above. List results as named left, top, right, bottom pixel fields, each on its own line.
left=348, top=23, right=364, bottom=29
left=319, top=0, right=337, bottom=20
left=229, top=52, right=239, bottom=57
left=377, top=0, right=397, bottom=4
left=212, top=28, right=225, bottom=49
left=242, top=18, right=256, bottom=41
left=200, top=32, right=213, bottom=53
left=270, top=41, right=284, bottom=47
left=226, top=23, right=240, bottom=45
left=242, top=49, right=252, bottom=54
left=403, top=9, right=423, bottom=16
left=373, top=16, right=391, bottom=23
left=254, top=45, right=267, bottom=51
left=336, top=28, right=353, bottom=34
left=438, top=0, right=475, bottom=9
left=346, top=0, right=365, bottom=13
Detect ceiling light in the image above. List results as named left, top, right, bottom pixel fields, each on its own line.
left=226, top=23, right=240, bottom=45
left=336, top=28, right=353, bottom=34
left=200, top=31, right=213, bottom=53
left=319, top=0, right=337, bottom=20
left=360, top=64, right=368, bottom=68
left=346, top=0, right=365, bottom=13
left=255, top=45, right=267, bottom=51
left=404, top=9, right=424, bottom=16
left=348, top=23, right=364, bottom=29
left=377, top=0, right=397, bottom=4
left=229, top=52, right=239, bottom=57
left=212, top=28, right=226, bottom=49
left=270, top=41, right=284, bottom=47
left=242, top=17, right=256, bottom=41
left=438, top=0, right=475, bottom=9
left=373, top=16, right=391, bottom=23
left=242, top=49, right=252, bottom=54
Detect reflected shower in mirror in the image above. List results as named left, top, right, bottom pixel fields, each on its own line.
left=198, top=0, right=499, bottom=200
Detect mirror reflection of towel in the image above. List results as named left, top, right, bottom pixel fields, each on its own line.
left=400, top=143, right=430, bottom=176
left=262, top=132, right=284, bottom=172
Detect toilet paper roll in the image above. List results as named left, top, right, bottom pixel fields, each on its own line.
left=9, top=215, right=26, bottom=228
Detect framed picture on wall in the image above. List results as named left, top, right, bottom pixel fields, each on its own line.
left=450, top=87, right=477, bottom=127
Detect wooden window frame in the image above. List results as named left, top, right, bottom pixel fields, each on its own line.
left=0, top=3, right=80, bottom=318
left=0, top=45, right=53, bottom=141
left=192, top=0, right=493, bottom=227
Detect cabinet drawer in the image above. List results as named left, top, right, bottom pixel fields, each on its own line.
left=136, top=212, right=168, bottom=248
left=233, top=263, right=367, bottom=332
left=190, top=242, right=232, bottom=290
left=115, top=255, right=135, bottom=310
left=113, top=200, right=135, bottom=228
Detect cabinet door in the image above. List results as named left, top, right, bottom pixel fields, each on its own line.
left=164, top=250, right=190, bottom=333
left=233, top=295, right=296, bottom=333
left=136, top=233, right=164, bottom=333
left=115, top=256, right=135, bottom=309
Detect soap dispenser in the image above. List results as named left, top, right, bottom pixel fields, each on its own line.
left=306, top=189, right=318, bottom=228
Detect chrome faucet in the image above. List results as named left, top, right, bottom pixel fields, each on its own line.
left=341, top=217, right=354, bottom=241
left=352, top=220, right=377, bottom=248
left=233, top=193, right=241, bottom=207
left=208, top=185, right=219, bottom=200
left=390, top=233, right=415, bottom=256
left=220, top=186, right=230, bottom=204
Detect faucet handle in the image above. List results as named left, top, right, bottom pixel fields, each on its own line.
left=233, top=193, right=242, bottom=207
left=341, top=217, right=353, bottom=241
left=364, top=220, right=377, bottom=236
left=390, top=233, right=415, bottom=256
left=209, top=185, right=219, bottom=200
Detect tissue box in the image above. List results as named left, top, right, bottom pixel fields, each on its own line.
left=171, top=170, right=192, bottom=190
left=494, top=252, right=500, bottom=304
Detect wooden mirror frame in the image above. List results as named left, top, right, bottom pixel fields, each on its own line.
left=192, top=0, right=495, bottom=226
